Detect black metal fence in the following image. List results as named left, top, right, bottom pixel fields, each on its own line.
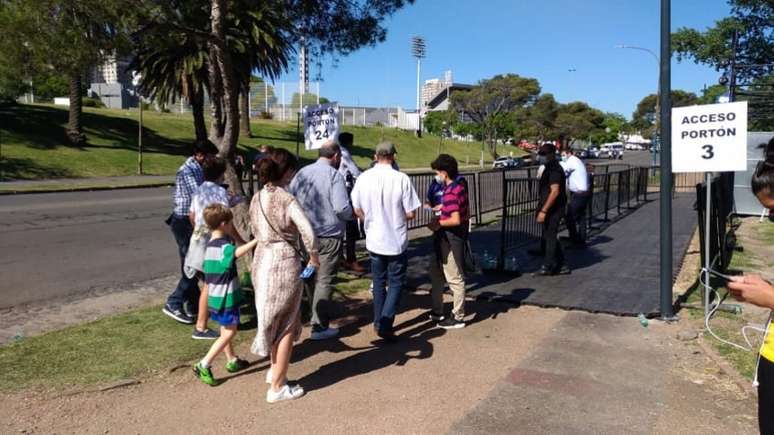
left=696, top=174, right=735, bottom=273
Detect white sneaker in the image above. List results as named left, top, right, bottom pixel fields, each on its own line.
left=310, top=327, right=339, bottom=341
left=266, top=384, right=305, bottom=403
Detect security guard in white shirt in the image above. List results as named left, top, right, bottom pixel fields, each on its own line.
left=559, top=147, right=590, bottom=246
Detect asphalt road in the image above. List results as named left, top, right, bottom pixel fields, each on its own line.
left=0, top=187, right=178, bottom=309
left=0, top=151, right=655, bottom=309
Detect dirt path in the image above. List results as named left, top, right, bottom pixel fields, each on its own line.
left=1, top=290, right=758, bottom=435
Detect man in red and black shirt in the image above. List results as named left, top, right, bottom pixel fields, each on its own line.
left=428, top=154, right=470, bottom=329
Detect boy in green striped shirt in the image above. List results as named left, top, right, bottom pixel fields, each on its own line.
left=193, top=204, right=258, bottom=386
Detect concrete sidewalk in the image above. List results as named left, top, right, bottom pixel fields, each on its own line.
left=0, top=292, right=758, bottom=434
left=0, top=175, right=175, bottom=194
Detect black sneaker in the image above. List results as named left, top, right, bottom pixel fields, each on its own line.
left=438, top=318, right=465, bottom=329
left=429, top=311, right=445, bottom=322
left=163, top=303, right=194, bottom=324
left=556, top=265, right=572, bottom=275
left=192, top=329, right=219, bottom=340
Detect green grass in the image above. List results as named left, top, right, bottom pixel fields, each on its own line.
left=0, top=270, right=367, bottom=393
left=0, top=103, right=523, bottom=181
left=0, top=305, right=227, bottom=392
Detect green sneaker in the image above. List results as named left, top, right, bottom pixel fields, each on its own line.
left=225, top=357, right=250, bottom=373
left=193, top=362, right=217, bottom=386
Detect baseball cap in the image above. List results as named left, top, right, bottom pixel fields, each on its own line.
left=375, top=141, right=397, bottom=156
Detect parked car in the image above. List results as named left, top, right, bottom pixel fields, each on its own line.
left=577, top=149, right=589, bottom=159
left=492, top=156, right=522, bottom=169
left=587, top=146, right=610, bottom=159
left=608, top=144, right=625, bottom=160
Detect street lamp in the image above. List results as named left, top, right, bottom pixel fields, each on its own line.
left=131, top=72, right=143, bottom=175
left=615, top=44, right=661, bottom=166
left=411, top=36, right=426, bottom=138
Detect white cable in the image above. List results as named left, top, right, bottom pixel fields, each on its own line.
left=699, top=269, right=765, bottom=351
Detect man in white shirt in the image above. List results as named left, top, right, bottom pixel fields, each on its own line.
left=351, top=141, right=421, bottom=341
left=559, top=147, right=590, bottom=247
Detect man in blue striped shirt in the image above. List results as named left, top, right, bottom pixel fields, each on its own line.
left=163, top=140, right=219, bottom=325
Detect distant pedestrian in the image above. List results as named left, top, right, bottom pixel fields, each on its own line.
left=250, top=149, right=318, bottom=403
left=289, top=140, right=353, bottom=340
left=192, top=204, right=256, bottom=386
left=560, top=147, right=590, bottom=247
left=427, top=154, right=470, bottom=329
left=163, top=139, right=218, bottom=325
left=533, top=143, right=570, bottom=276
left=338, top=132, right=366, bottom=273
left=351, top=142, right=421, bottom=341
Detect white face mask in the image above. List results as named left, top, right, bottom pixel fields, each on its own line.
left=434, top=174, right=444, bottom=184
left=561, top=154, right=569, bottom=162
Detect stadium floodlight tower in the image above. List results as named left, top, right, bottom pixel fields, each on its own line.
left=411, top=36, right=426, bottom=137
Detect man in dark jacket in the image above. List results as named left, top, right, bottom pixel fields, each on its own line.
left=534, top=143, right=570, bottom=276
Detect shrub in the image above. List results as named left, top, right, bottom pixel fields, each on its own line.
left=259, top=110, right=273, bottom=119
left=82, top=97, right=105, bottom=108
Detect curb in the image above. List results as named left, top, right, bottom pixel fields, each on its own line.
left=0, top=182, right=174, bottom=196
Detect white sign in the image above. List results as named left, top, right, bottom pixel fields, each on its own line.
left=304, top=103, right=340, bottom=150
left=671, top=101, right=747, bottom=173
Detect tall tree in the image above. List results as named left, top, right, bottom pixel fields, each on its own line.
left=631, top=90, right=698, bottom=139
left=1, top=0, right=129, bottom=145
left=672, top=0, right=773, bottom=82
left=554, top=102, right=605, bottom=147
left=513, top=93, right=560, bottom=143
left=450, top=74, right=540, bottom=158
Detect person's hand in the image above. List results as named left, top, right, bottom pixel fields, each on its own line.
left=308, top=253, right=320, bottom=270
left=536, top=210, right=546, bottom=224
left=728, top=274, right=774, bottom=309
left=432, top=204, right=442, bottom=212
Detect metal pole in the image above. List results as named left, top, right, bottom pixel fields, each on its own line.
left=264, top=81, right=268, bottom=114
left=659, top=0, right=674, bottom=320
left=295, top=112, right=301, bottom=159
left=316, top=82, right=320, bottom=105
left=281, top=82, right=285, bottom=121
left=703, top=173, right=712, bottom=318
left=138, top=100, right=143, bottom=175
left=416, top=58, right=422, bottom=137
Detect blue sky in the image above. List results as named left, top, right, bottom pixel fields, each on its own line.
left=275, top=0, right=732, bottom=119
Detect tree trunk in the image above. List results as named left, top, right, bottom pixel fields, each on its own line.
left=240, top=78, right=252, bottom=137
left=208, top=47, right=225, bottom=143
left=210, top=0, right=249, bottom=237
left=187, top=76, right=208, bottom=142
left=67, top=72, right=86, bottom=146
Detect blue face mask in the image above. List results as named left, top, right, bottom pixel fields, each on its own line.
left=561, top=154, right=569, bottom=162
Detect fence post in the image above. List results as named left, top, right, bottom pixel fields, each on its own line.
left=497, top=171, right=507, bottom=271
left=248, top=165, right=255, bottom=198
left=626, top=169, right=632, bottom=209
left=476, top=171, right=483, bottom=225
left=617, top=172, right=623, bottom=215
left=604, top=174, right=611, bottom=222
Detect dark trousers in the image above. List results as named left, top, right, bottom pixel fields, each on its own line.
left=369, top=251, right=407, bottom=335
left=345, top=220, right=360, bottom=263
left=542, top=210, right=565, bottom=271
left=166, top=214, right=200, bottom=310
left=566, top=192, right=590, bottom=244
left=760, top=356, right=774, bottom=435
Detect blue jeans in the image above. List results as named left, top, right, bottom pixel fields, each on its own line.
left=166, top=214, right=200, bottom=310
left=370, top=251, right=408, bottom=335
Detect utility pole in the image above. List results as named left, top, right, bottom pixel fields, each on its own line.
left=658, top=0, right=674, bottom=320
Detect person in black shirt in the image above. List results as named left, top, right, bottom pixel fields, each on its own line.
left=534, top=143, right=570, bottom=276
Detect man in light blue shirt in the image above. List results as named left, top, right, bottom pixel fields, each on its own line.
left=289, top=140, right=353, bottom=340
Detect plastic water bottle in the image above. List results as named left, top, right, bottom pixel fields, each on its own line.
left=482, top=250, right=492, bottom=269
left=12, top=328, right=24, bottom=343
left=507, top=255, right=519, bottom=271
left=637, top=313, right=648, bottom=328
